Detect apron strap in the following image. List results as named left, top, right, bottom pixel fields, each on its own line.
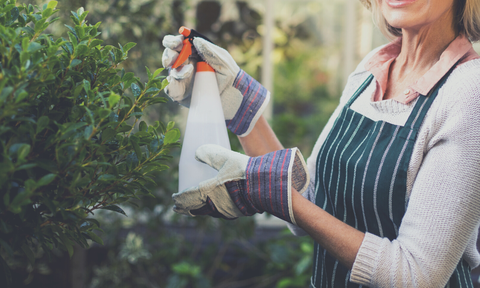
left=345, top=74, right=374, bottom=107
left=404, top=66, right=456, bottom=129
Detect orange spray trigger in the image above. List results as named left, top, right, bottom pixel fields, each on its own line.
left=170, top=26, right=214, bottom=69
left=172, top=39, right=192, bottom=69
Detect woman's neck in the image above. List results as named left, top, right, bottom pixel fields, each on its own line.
left=395, top=15, right=457, bottom=79
left=383, top=13, right=457, bottom=101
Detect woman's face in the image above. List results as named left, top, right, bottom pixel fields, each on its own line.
left=379, top=0, right=456, bottom=33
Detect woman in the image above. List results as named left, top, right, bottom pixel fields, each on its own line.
left=163, top=0, right=480, bottom=286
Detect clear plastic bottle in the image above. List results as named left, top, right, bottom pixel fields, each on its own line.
left=178, top=62, right=231, bottom=192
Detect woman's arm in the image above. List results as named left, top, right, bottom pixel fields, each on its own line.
left=292, top=190, right=365, bottom=269
left=238, top=116, right=284, bottom=156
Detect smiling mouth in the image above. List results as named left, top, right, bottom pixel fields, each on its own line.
left=385, top=0, right=417, bottom=7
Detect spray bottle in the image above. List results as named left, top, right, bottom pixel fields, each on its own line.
left=172, top=27, right=231, bottom=193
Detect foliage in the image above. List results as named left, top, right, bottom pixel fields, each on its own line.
left=0, top=1, right=329, bottom=287
left=86, top=217, right=313, bottom=288
left=0, top=0, right=175, bottom=286
left=272, top=51, right=338, bottom=154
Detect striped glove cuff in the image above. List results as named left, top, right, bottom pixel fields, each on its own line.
left=227, top=70, right=270, bottom=137
left=225, top=148, right=309, bottom=224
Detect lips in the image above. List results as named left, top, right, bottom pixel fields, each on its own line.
left=385, top=0, right=417, bottom=8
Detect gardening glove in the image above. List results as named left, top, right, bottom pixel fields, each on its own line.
left=172, top=144, right=310, bottom=225
left=162, top=35, right=270, bottom=137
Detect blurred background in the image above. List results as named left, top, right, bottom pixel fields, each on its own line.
left=12, top=0, right=480, bottom=287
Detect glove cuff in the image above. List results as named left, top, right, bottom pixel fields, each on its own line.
left=226, top=148, right=309, bottom=224
left=227, top=70, right=270, bottom=137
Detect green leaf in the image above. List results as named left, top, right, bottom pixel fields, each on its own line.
left=145, top=87, right=160, bottom=95
left=146, top=66, right=153, bottom=81
left=139, top=121, right=147, bottom=132
left=142, top=163, right=169, bottom=173
left=74, top=25, right=85, bottom=39
left=85, top=218, right=101, bottom=228
left=114, top=48, right=123, bottom=63
left=131, top=83, right=141, bottom=97
left=277, top=278, right=295, bottom=288
left=15, top=91, right=28, bottom=103
left=130, top=138, right=142, bottom=160
left=27, top=42, right=43, bottom=53
left=160, top=78, right=169, bottom=90
left=135, top=131, right=150, bottom=137
left=17, top=144, right=31, bottom=161
left=70, top=59, right=82, bottom=68
left=172, top=262, right=201, bottom=277
left=86, top=231, right=103, bottom=245
left=0, top=86, right=12, bottom=102
left=7, top=7, right=19, bottom=26
left=133, top=106, right=143, bottom=119
left=9, top=190, right=32, bottom=214
left=65, top=122, right=87, bottom=133
left=2, top=4, right=15, bottom=14
left=89, top=39, right=103, bottom=47
left=79, top=221, right=94, bottom=231
left=34, top=18, right=47, bottom=33
left=71, top=11, right=79, bottom=22
left=123, top=42, right=136, bottom=53
left=37, top=174, right=56, bottom=187
left=100, top=205, right=127, bottom=216
left=83, top=106, right=95, bottom=124
left=84, top=125, right=93, bottom=140
left=153, top=68, right=164, bottom=78
left=97, top=108, right=110, bottom=119
left=108, top=93, right=120, bottom=108
left=68, top=31, right=78, bottom=47
left=164, top=128, right=180, bottom=144
left=295, top=256, right=311, bottom=276
left=16, top=163, right=37, bottom=171
left=36, top=115, right=49, bottom=134
left=97, top=174, right=115, bottom=181
left=42, top=7, right=54, bottom=18
left=22, top=36, right=29, bottom=51
left=75, top=44, right=88, bottom=57
left=166, top=121, right=175, bottom=131
left=47, top=1, right=58, bottom=9
left=117, top=124, right=132, bottom=133
left=102, top=128, right=116, bottom=142
left=122, top=72, right=134, bottom=83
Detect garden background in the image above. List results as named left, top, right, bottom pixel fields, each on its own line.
left=5, top=0, right=480, bottom=287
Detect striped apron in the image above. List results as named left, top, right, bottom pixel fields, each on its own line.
left=311, top=73, right=473, bottom=287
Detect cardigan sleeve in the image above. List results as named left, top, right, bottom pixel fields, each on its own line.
left=350, top=66, right=480, bottom=287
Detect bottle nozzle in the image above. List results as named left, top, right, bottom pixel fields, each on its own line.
left=179, top=26, right=191, bottom=37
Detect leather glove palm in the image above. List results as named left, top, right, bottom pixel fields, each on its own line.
left=162, top=35, right=270, bottom=137
left=172, top=144, right=309, bottom=224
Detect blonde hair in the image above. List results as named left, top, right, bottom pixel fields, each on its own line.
left=359, top=0, right=480, bottom=42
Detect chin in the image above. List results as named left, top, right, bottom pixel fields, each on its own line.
left=382, top=12, right=420, bottom=30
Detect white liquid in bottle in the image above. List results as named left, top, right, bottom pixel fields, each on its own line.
left=178, top=63, right=231, bottom=193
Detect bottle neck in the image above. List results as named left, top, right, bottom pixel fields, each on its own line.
left=196, top=61, right=215, bottom=72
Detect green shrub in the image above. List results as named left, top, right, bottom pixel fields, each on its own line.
left=0, top=1, right=176, bottom=286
